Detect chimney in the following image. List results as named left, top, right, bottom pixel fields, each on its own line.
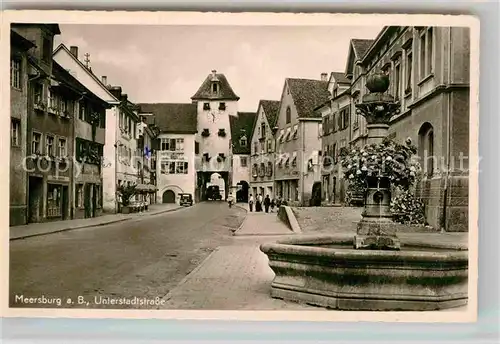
left=70, top=46, right=78, bottom=59
left=121, top=94, right=128, bottom=102
left=212, top=69, right=217, bottom=77
left=109, top=86, right=122, bottom=99
left=101, top=76, right=107, bottom=85
left=321, top=73, right=328, bottom=82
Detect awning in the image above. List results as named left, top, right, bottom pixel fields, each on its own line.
left=135, top=184, right=158, bottom=193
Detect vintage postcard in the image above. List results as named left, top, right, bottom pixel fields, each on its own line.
left=1, top=11, right=479, bottom=322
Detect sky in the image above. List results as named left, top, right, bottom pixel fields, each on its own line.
left=54, top=24, right=382, bottom=112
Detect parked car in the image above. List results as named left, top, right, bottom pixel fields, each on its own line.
left=206, top=185, right=222, bottom=201
left=179, top=193, right=193, bottom=206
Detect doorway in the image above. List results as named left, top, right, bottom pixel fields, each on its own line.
left=62, top=185, right=69, bottom=220
left=162, top=190, right=176, bottom=203
left=84, top=184, right=91, bottom=218
left=28, top=176, right=43, bottom=223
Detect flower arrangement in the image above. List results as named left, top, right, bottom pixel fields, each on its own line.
left=340, top=137, right=421, bottom=191
left=390, top=189, right=426, bottom=225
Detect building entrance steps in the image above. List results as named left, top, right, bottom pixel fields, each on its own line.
left=10, top=203, right=183, bottom=240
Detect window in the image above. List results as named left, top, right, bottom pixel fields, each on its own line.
left=11, top=119, right=20, bottom=147
left=219, top=102, right=226, bottom=110
left=79, top=101, right=86, bottom=120
left=32, top=132, right=41, bottom=154
left=418, top=123, right=435, bottom=177
left=212, top=83, right=218, bottom=93
left=394, top=60, right=401, bottom=99
left=218, top=128, right=226, bottom=137
left=331, top=114, right=336, bottom=133
left=292, top=124, right=298, bottom=139
left=46, top=184, right=61, bottom=217
left=203, top=103, right=210, bottom=111
left=176, top=161, right=189, bottom=174
left=58, top=138, right=67, bottom=157
left=419, top=28, right=434, bottom=80
left=34, top=83, right=44, bottom=104
left=342, top=109, right=349, bottom=130
left=240, top=137, right=247, bottom=147
left=254, top=142, right=258, bottom=155
left=261, top=122, right=266, bottom=137
left=161, top=138, right=183, bottom=151
left=286, top=106, right=291, bottom=124
left=195, top=141, right=200, bottom=154
left=240, top=157, right=248, bottom=167
left=10, top=58, right=21, bottom=89
left=267, top=139, right=272, bottom=152
left=406, top=50, right=413, bottom=93
left=42, top=37, right=51, bottom=62
left=75, top=184, right=84, bottom=208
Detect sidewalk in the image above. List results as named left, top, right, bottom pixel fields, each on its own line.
left=234, top=209, right=292, bottom=236
left=161, top=206, right=314, bottom=310
left=10, top=203, right=183, bottom=240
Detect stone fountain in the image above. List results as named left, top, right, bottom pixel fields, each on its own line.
left=260, top=73, right=468, bottom=311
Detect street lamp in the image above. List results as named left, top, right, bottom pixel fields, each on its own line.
left=114, top=139, right=124, bottom=213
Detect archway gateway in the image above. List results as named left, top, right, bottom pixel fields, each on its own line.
left=236, top=180, right=250, bottom=202
left=162, top=190, right=176, bottom=203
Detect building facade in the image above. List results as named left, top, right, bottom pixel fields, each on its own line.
left=191, top=70, right=240, bottom=201
left=10, top=30, right=35, bottom=226
left=359, top=26, right=470, bottom=232
left=138, top=103, right=198, bottom=204
left=249, top=100, right=280, bottom=199
left=319, top=72, right=352, bottom=204
left=274, top=77, right=330, bottom=205
left=229, top=111, right=256, bottom=202
left=53, top=44, right=122, bottom=213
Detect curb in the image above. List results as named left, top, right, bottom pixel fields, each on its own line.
left=283, top=206, right=302, bottom=234
left=159, top=247, right=220, bottom=308
left=232, top=204, right=249, bottom=235
left=10, top=206, right=184, bottom=241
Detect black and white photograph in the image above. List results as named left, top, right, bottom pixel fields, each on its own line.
left=3, top=11, right=478, bottom=321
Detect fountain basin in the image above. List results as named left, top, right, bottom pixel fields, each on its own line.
left=260, top=234, right=468, bottom=311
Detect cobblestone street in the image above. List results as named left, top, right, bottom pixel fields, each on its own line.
left=9, top=202, right=245, bottom=309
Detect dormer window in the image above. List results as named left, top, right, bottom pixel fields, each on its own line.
left=212, top=83, right=218, bottom=93
left=203, top=103, right=210, bottom=111
left=240, top=136, right=247, bottom=147
left=218, top=128, right=226, bottom=137
left=219, top=102, right=226, bottom=110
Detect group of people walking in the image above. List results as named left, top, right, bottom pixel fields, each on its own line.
left=248, top=194, right=286, bottom=213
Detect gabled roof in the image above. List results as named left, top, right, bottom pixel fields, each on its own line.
left=259, top=100, right=280, bottom=128
left=53, top=43, right=119, bottom=104
left=330, top=72, right=351, bottom=85
left=52, top=61, right=110, bottom=108
left=137, top=103, right=198, bottom=134
left=191, top=72, right=240, bottom=101
left=287, top=78, right=330, bottom=118
left=351, top=39, right=375, bottom=60
left=230, top=112, right=257, bottom=154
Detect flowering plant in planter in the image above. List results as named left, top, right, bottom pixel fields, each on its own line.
left=390, top=188, right=426, bottom=225
left=340, top=137, right=421, bottom=191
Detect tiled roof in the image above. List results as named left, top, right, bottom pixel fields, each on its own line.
left=351, top=39, right=374, bottom=60
left=191, top=72, right=240, bottom=101
left=259, top=100, right=280, bottom=128
left=137, top=103, right=198, bottom=134
left=331, top=72, right=351, bottom=85
left=287, top=78, right=330, bottom=118
left=230, top=112, right=256, bottom=154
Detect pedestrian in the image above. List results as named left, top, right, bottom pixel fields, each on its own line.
left=227, top=193, right=234, bottom=208
left=270, top=198, right=276, bottom=213
left=257, top=194, right=263, bottom=212
left=248, top=194, right=254, bottom=212
left=264, top=195, right=271, bottom=213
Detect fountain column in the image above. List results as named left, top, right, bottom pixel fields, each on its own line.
left=354, top=72, right=401, bottom=250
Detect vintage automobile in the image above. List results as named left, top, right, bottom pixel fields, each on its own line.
left=179, top=193, right=193, bottom=206
left=206, top=185, right=223, bottom=201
